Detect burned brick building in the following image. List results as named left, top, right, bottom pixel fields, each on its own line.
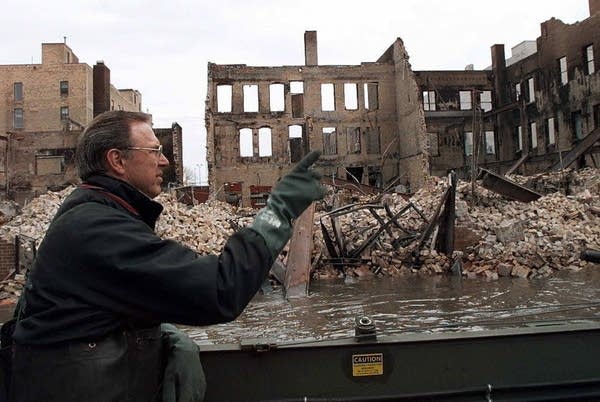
left=417, top=0, right=600, bottom=177
left=0, top=42, right=183, bottom=203
left=205, top=2, right=599, bottom=208
left=205, top=32, right=429, bottom=207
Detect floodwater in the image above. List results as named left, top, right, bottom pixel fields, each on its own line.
left=183, top=267, right=600, bottom=345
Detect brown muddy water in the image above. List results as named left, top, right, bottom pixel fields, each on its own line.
left=183, top=267, right=600, bottom=345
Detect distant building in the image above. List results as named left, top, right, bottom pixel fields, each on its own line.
left=417, top=0, right=600, bottom=177
left=0, top=42, right=144, bottom=203
left=206, top=32, right=429, bottom=207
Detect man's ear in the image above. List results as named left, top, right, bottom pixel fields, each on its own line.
left=105, top=149, right=127, bottom=176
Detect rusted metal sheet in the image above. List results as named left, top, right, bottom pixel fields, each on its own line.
left=479, top=168, right=542, bottom=202
left=551, top=127, right=600, bottom=171
left=284, top=203, right=315, bottom=298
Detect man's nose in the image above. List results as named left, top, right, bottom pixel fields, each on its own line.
left=159, top=153, right=170, bottom=166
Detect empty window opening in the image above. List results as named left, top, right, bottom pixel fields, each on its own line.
left=364, top=83, right=379, bottom=110
left=423, top=90, right=436, bottom=111
left=516, top=126, right=523, bottom=152
left=288, top=125, right=303, bottom=138
left=527, top=78, right=535, bottom=103
left=243, top=84, right=259, bottom=112
left=60, top=80, right=69, bottom=96
left=428, top=133, right=439, bottom=156
left=217, top=85, right=232, bottom=113
left=239, top=128, right=253, bottom=157
left=346, top=167, right=363, bottom=185
left=36, top=155, right=64, bottom=175
left=288, top=125, right=304, bottom=163
left=559, top=57, right=568, bottom=85
left=547, top=117, right=556, bottom=145
left=290, top=81, right=304, bottom=94
left=322, top=127, right=337, bottom=155
left=530, top=122, right=537, bottom=149
left=269, top=84, right=284, bottom=112
left=321, top=83, right=335, bottom=111
left=464, top=131, right=473, bottom=156
left=515, top=83, right=521, bottom=101
left=480, top=91, right=492, bottom=112
left=258, top=127, right=272, bottom=157
left=459, top=91, right=472, bottom=110
left=344, top=83, right=358, bottom=110
left=346, top=127, right=361, bottom=154
left=13, top=108, right=23, bottom=129
left=366, top=127, right=380, bottom=154
left=14, top=82, right=23, bottom=101
left=585, top=45, right=595, bottom=75
left=60, top=106, right=69, bottom=121
left=485, top=131, right=495, bottom=155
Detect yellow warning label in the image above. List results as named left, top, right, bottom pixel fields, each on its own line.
left=352, top=353, right=383, bottom=377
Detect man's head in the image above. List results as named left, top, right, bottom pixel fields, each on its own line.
left=76, top=111, right=169, bottom=198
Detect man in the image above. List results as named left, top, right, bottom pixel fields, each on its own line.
left=9, top=111, right=324, bottom=401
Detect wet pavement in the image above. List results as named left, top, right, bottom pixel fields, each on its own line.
left=183, top=267, right=600, bottom=345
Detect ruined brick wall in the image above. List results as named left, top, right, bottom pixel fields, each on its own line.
left=6, top=130, right=80, bottom=204
left=496, top=13, right=600, bottom=173
left=0, top=239, right=15, bottom=279
left=415, top=70, right=494, bottom=177
left=387, top=39, right=429, bottom=189
left=206, top=60, right=413, bottom=206
left=155, top=123, right=183, bottom=186
left=415, top=9, right=600, bottom=178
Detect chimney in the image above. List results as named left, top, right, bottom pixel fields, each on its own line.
left=93, top=61, right=111, bottom=116
left=491, top=44, right=509, bottom=107
left=590, top=0, right=600, bottom=16
left=304, top=31, right=318, bottom=66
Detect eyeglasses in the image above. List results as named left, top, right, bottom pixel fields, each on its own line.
left=125, top=145, right=163, bottom=157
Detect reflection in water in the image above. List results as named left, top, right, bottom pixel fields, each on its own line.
left=183, top=268, right=600, bottom=345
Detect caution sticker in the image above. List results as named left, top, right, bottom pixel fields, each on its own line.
left=352, top=353, right=384, bottom=377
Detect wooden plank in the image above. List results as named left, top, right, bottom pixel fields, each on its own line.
left=284, top=203, right=315, bottom=298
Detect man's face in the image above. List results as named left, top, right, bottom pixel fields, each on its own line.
left=121, top=121, right=169, bottom=198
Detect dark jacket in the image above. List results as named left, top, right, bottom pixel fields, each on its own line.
left=11, top=174, right=272, bottom=401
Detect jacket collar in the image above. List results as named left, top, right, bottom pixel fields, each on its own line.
left=82, top=174, right=164, bottom=229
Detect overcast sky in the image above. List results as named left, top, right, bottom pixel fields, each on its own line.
left=1, top=0, right=591, bottom=182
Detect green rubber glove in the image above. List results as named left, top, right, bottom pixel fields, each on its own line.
left=161, top=323, right=206, bottom=402
left=250, top=151, right=325, bottom=259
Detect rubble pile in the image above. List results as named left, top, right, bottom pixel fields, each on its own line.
left=314, top=168, right=599, bottom=279
left=0, top=168, right=598, bottom=303
left=155, top=192, right=253, bottom=254
left=0, top=186, right=74, bottom=243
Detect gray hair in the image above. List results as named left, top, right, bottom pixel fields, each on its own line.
left=76, top=110, right=151, bottom=180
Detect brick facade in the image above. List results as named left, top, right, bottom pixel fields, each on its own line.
left=206, top=33, right=428, bottom=206
left=0, top=239, right=15, bottom=280
left=417, top=2, right=600, bottom=178
left=0, top=42, right=148, bottom=203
